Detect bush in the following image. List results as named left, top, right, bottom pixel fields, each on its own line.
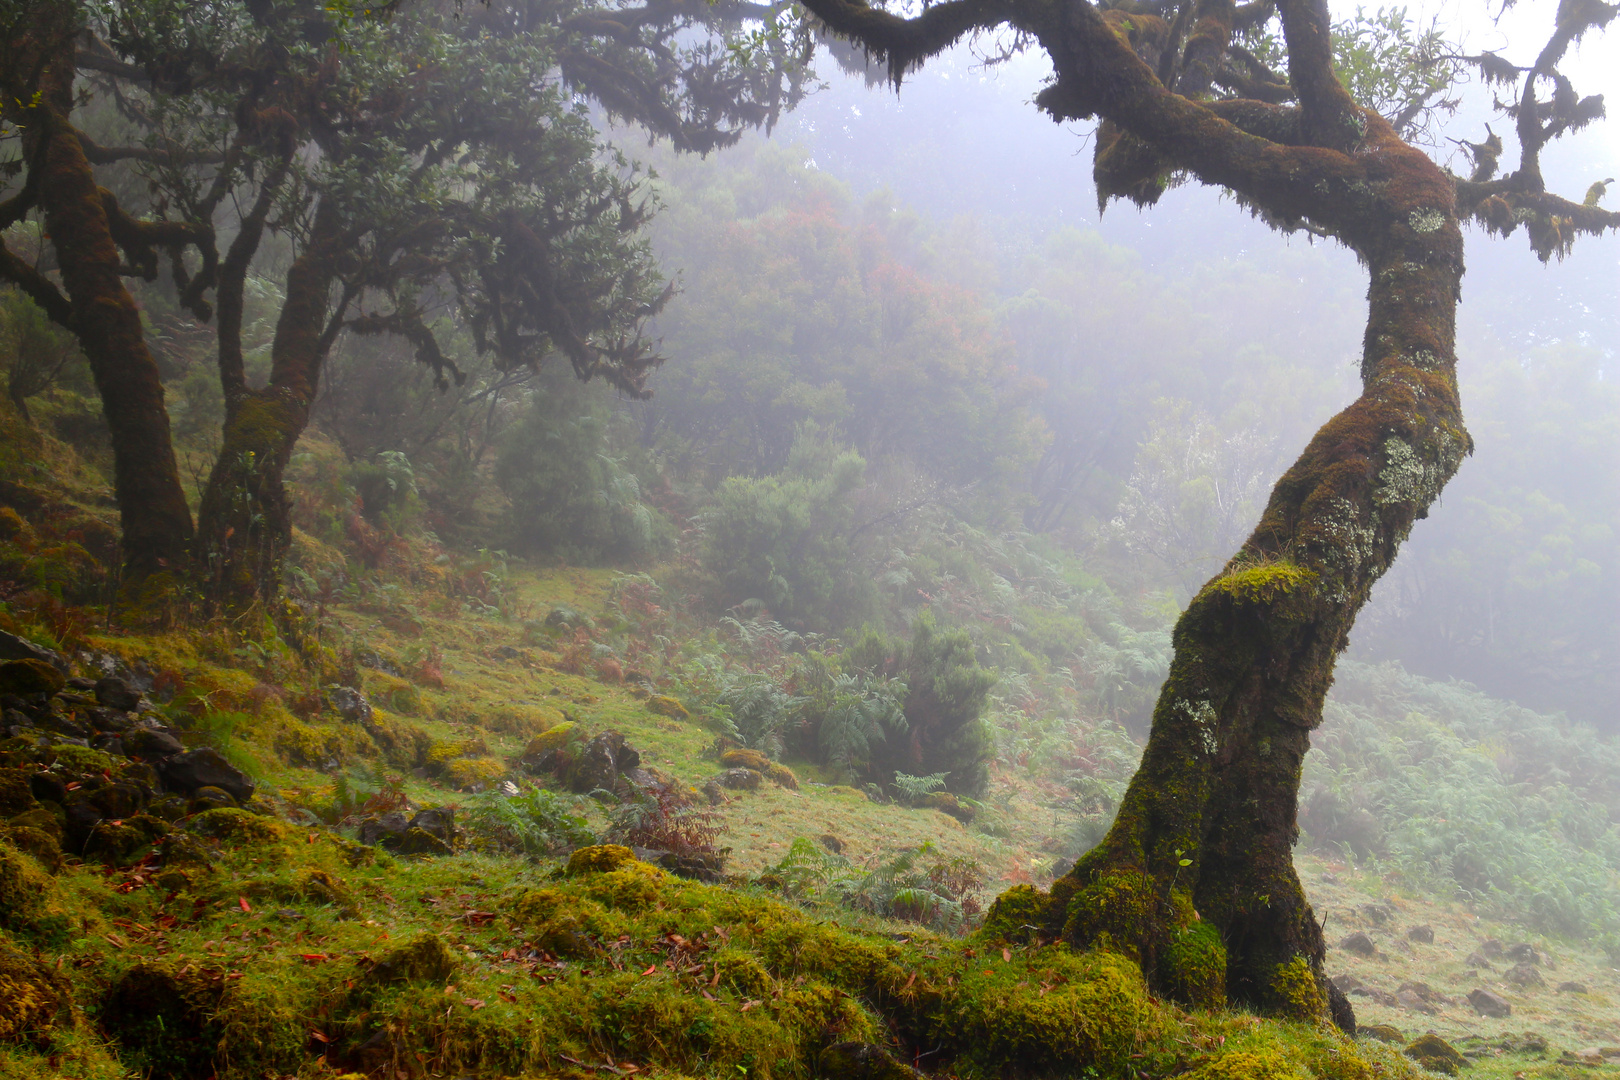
left=495, top=371, right=665, bottom=563
left=464, top=784, right=595, bottom=856
left=844, top=612, right=996, bottom=797
left=697, top=425, right=870, bottom=628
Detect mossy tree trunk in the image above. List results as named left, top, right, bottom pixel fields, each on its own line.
left=0, top=14, right=196, bottom=605
left=195, top=199, right=344, bottom=616
left=778, top=0, right=1611, bottom=1028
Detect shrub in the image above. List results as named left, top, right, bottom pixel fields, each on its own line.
left=464, top=784, right=595, bottom=856
left=844, top=612, right=996, bottom=797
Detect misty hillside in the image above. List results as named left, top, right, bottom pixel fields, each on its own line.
left=1, top=2, right=1617, bottom=1079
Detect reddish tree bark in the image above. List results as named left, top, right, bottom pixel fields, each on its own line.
left=0, top=11, right=195, bottom=602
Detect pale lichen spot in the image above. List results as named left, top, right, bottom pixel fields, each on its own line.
left=1408, top=207, right=1446, bottom=233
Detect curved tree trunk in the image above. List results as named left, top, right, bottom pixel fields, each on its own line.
left=196, top=200, right=341, bottom=616
left=1031, top=183, right=1468, bottom=1027
left=6, top=19, right=196, bottom=606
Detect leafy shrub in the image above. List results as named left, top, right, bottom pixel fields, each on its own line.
left=697, top=425, right=871, bottom=628
left=712, top=671, right=804, bottom=758
left=607, top=777, right=725, bottom=861
left=495, top=371, right=665, bottom=563
left=464, top=784, right=594, bottom=856
left=768, top=837, right=986, bottom=932
left=807, top=666, right=909, bottom=781
left=844, top=611, right=997, bottom=797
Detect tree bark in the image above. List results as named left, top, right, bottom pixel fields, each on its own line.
left=196, top=199, right=342, bottom=616
left=1032, top=146, right=1468, bottom=1026
left=3, top=16, right=196, bottom=603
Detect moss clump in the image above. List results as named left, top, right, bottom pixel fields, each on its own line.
left=509, top=887, right=630, bottom=956
left=720, top=747, right=771, bottom=772
left=365, top=710, right=433, bottom=769
left=1206, top=561, right=1319, bottom=607
left=1161, top=918, right=1227, bottom=1009
left=1185, top=1049, right=1307, bottom=1080
left=1062, top=869, right=1159, bottom=959
left=444, top=755, right=506, bottom=789
left=185, top=807, right=285, bottom=844
left=1361, top=1024, right=1404, bottom=1044
left=361, top=931, right=459, bottom=988
left=0, top=769, right=39, bottom=816
left=977, top=883, right=1049, bottom=945
left=0, top=940, right=68, bottom=1043
left=1270, top=955, right=1326, bottom=1021
left=1, top=826, right=60, bottom=867
left=566, top=843, right=638, bottom=875
left=83, top=814, right=168, bottom=864
left=100, top=962, right=225, bottom=1080
left=1404, top=1033, right=1465, bottom=1076
left=0, top=660, right=64, bottom=697
left=0, top=837, right=79, bottom=946
left=765, top=762, right=799, bottom=789
left=647, top=695, right=689, bottom=720
left=522, top=720, right=576, bottom=758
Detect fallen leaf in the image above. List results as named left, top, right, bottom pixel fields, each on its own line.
left=1002, top=948, right=1011, bottom=962
left=103, top=934, right=126, bottom=949
left=641, top=965, right=658, bottom=976
left=309, top=1031, right=331, bottom=1044
left=463, top=998, right=486, bottom=1010
left=238, top=896, right=252, bottom=914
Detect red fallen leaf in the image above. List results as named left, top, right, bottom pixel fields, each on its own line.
left=238, top=896, right=252, bottom=914
left=463, top=910, right=496, bottom=926
left=499, top=991, right=517, bottom=1004
left=640, top=965, right=658, bottom=976
left=65, top=782, right=81, bottom=791
left=308, top=834, right=317, bottom=844
left=104, top=934, right=126, bottom=949
left=463, top=998, right=486, bottom=1010
left=300, top=954, right=330, bottom=965
left=904, top=973, right=916, bottom=990
left=739, top=999, right=760, bottom=1012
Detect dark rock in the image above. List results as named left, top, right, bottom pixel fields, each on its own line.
left=1339, top=931, right=1378, bottom=957
left=1504, top=962, right=1545, bottom=988
left=66, top=677, right=96, bottom=692
left=398, top=827, right=453, bottom=856
left=5, top=824, right=61, bottom=864
left=817, top=1042, right=923, bottom=1080
left=358, top=811, right=410, bottom=847
left=818, top=833, right=844, bottom=854
left=90, top=734, right=124, bottom=755
left=1360, top=902, right=1394, bottom=925
left=326, top=685, right=373, bottom=724
left=1327, top=979, right=1357, bottom=1034
left=1406, top=1033, right=1466, bottom=1076
left=1468, top=988, right=1512, bottom=1017
left=123, top=727, right=184, bottom=759
left=145, top=794, right=190, bottom=822
left=406, top=807, right=454, bottom=844
left=355, top=651, right=402, bottom=678
left=64, top=780, right=148, bottom=845
left=83, top=814, right=168, bottom=863
left=88, top=707, right=134, bottom=733
left=492, top=645, right=522, bottom=661
left=0, top=630, right=69, bottom=673
left=187, top=786, right=238, bottom=813
left=1478, top=939, right=1503, bottom=958
left=1407, top=924, right=1434, bottom=943
left=654, top=850, right=727, bottom=883
left=1504, top=942, right=1539, bottom=963
left=157, top=748, right=255, bottom=802
left=1556, top=981, right=1589, bottom=994
left=0, top=659, right=65, bottom=697
left=561, top=731, right=641, bottom=794
left=119, top=762, right=161, bottom=794
left=716, top=767, right=761, bottom=791
left=0, top=770, right=36, bottom=817
left=1331, top=974, right=1366, bottom=993
left=93, top=677, right=142, bottom=712
left=1396, top=988, right=1438, bottom=1015
left=26, top=770, right=67, bottom=806
left=39, top=709, right=91, bottom=739
left=702, top=780, right=726, bottom=805
left=1463, top=951, right=1495, bottom=971
left=1361, top=1024, right=1405, bottom=1044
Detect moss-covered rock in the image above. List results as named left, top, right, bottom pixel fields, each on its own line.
left=765, top=762, right=799, bottom=790
left=0, top=768, right=39, bottom=816
left=361, top=931, right=459, bottom=988
left=0, top=659, right=64, bottom=697
left=566, top=843, right=638, bottom=876
left=0, top=940, right=69, bottom=1043
left=1270, top=955, right=1326, bottom=1021
left=522, top=720, right=576, bottom=759
left=1404, top=1033, right=1465, bottom=1075
left=444, top=755, right=506, bottom=789
left=100, top=961, right=225, bottom=1079
left=0, top=836, right=78, bottom=945
left=647, top=695, right=690, bottom=720
left=185, top=807, right=285, bottom=844
left=1062, top=869, right=1159, bottom=960
left=720, top=747, right=771, bottom=772
left=1184, top=1049, right=1308, bottom=1080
